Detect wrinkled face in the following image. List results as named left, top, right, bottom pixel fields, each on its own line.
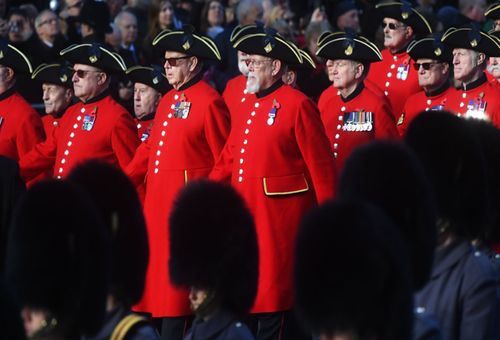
left=164, top=51, right=194, bottom=89
left=326, top=59, right=359, bottom=90
left=414, top=58, right=448, bottom=89
left=159, top=1, right=174, bottom=28
left=487, top=56, right=500, bottom=81
left=134, top=82, right=161, bottom=119
left=72, top=64, right=106, bottom=102
left=8, top=14, right=30, bottom=42
left=246, top=55, right=275, bottom=93
left=207, top=1, right=224, bottom=27
left=336, top=9, right=360, bottom=32
left=382, top=17, right=410, bottom=51
left=452, top=48, right=481, bottom=82
left=42, top=83, right=72, bottom=116
left=237, top=50, right=250, bottom=76
left=36, top=11, right=60, bottom=39
left=118, top=12, right=138, bottom=45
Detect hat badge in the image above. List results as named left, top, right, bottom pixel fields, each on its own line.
left=470, top=39, right=478, bottom=47
left=434, top=47, right=442, bottom=56
left=402, top=11, right=409, bottom=19
left=182, top=40, right=191, bottom=51
left=344, top=44, right=353, bottom=56
left=264, top=42, right=273, bottom=53
left=89, top=55, right=98, bottom=63
left=153, top=76, right=159, bottom=84
left=60, top=74, right=68, bottom=83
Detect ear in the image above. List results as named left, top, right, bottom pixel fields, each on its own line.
left=354, top=63, right=364, bottom=79
left=96, top=72, right=108, bottom=85
left=188, top=56, right=199, bottom=72
left=405, top=25, right=414, bottom=39
left=5, top=67, right=14, bottom=82
left=64, top=88, right=73, bottom=101
left=477, top=52, right=486, bottom=66
left=271, top=59, right=282, bottom=77
left=442, top=62, right=450, bottom=75
left=154, top=91, right=162, bottom=106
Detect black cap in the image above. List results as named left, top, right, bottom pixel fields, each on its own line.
left=485, top=3, right=500, bottom=20
left=31, top=63, right=74, bottom=88
left=0, top=40, right=32, bottom=74
left=407, top=35, right=453, bottom=62
left=169, top=180, right=258, bottom=316
left=230, top=24, right=264, bottom=44
left=405, top=111, right=488, bottom=240
left=126, top=65, right=172, bottom=94
left=441, top=25, right=500, bottom=57
left=60, top=43, right=126, bottom=74
left=316, top=31, right=382, bottom=63
left=76, top=0, right=112, bottom=34
left=294, top=200, right=413, bottom=339
left=376, top=1, right=432, bottom=35
left=152, top=26, right=221, bottom=61
left=4, top=180, right=110, bottom=336
left=233, top=27, right=303, bottom=64
left=339, top=141, right=437, bottom=290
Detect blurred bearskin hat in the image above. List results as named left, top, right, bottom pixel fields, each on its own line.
left=169, top=180, right=258, bottom=317
left=67, top=160, right=148, bottom=308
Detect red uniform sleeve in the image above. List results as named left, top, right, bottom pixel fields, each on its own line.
left=19, top=127, right=57, bottom=182
left=204, top=96, right=231, bottom=162
left=111, top=112, right=141, bottom=170
left=295, top=98, right=337, bottom=202
left=17, top=110, right=45, bottom=158
left=374, top=98, right=399, bottom=140
left=125, top=133, right=150, bottom=187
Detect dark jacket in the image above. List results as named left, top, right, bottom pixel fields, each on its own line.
left=184, top=310, right=254, bottom=340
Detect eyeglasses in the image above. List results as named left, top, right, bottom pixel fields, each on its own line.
left=381, top=22, right=405, bottom=30
left=246, top=58, right=272, bottom=69
left=37, top=17, right=58, bottom=27
left=412, top=62, right=439, bottom=71
left=73, top=69, right=101, bottom=78
left=164, top=56, right=191, bottom=67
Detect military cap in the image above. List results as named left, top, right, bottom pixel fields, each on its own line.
left=230, top=23, right=264, bottom=44
left=441, top=25, right=500, bottom=57
left=316, top=31, right=382, bottom=63
left=76, top=0, right=112, bottom=34
left=375, top=1, right=432, bottom=35
left=126, top=65, right=172, bottom=94
left=67, top=160, right=148, bottom=308
left=0, top=40, right=32, bottom=74
left=485, top=2, right=500, bottom=20
left=407, top=35, right=453, bottom=62
left=31, top=63, right=73, bottom=88
left=339, top=141, right=437, bottom=290
left=233, top=27, right=303, bottom=65
left=152, top=25, right=221, bottom=60
left=60, top=43, right=126, bottom=74
left=405, top=111, right=488, bottom=240
left=169, top=180, right=258, bottom=316
left=4, top=180, right=110, bottom=336
left=294, top=200, right=413, bottom=339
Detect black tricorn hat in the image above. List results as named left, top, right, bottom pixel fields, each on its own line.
left=169, top=180, right=258, bottom=316
left=0, top=40, right=32, bottom=74
left=76, top=0, right=112, bottom=34
left=375, top=1, right=432, bottom=35
left=233, top=27, right=303, bottom=65
left=405, top=111, right=488, bottom=240
left=67, top=160, right=149, bottom=308
left=287, top=49, right=316, bottom=70
left=230, top=24, right=265, bottom=45
left=60, top=43, right=126, bottom=74
left=152, top=26, right=221, bottom=61
left=407, top=35, right=453, bottom=62
left=4, top=180, right=110, bottom=336
left=441, top=25, right=500, bottom=57
left=31, top=63, right=74, bottom=88
left=294, top=200, right=413, bottom=339
left=316, top=31, right=382, bottom=63
left=485, top=2, right=500, bottom=20
left=126, top=65, right=172, bottom=94
left=339, top=141, right=437, bottom=290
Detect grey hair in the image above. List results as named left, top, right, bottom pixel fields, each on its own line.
left=236, top=0, right=263, bottom=23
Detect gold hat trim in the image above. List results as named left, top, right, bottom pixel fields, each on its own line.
left=299, top=50, right=316, bottom=69
left=442, top=28, right=500, bottom=51
left=60, top=44, right=126, bottom=71
left=152, top=30, right=221, bottom=60
left=485, top=4, right=500, bottom=17
left=316, top=36, right=382, bottom=61
left=31, top=63, right=62, bottom=80
left=7, top=43, right=33, bottom=73
left=233, top=33, right=302, bottom=63
left=375, top=2, right=432, bottom=34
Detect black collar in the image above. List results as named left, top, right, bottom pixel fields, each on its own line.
left=178, top=71, right=203, bottom=91
left=425, top=80, right=450, bottom=97
left=82, top=89, right=110, bottom=104
left=138, top=112, right=155, bottom=121
left=0, top=86, right=16, bottom=101
left=341, top=82, right=364, bottom=102
left=256, top=80, right=283, bottom=99
left=391, top=40, right=414, bottom=55
left=462, top=73, right=487, bottom=91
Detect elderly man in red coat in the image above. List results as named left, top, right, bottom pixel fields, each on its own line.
left=19, top=43, right=140, bottom=181
left=0, top=43, right=45, bottom=162
left=316, top=31, right=398, bottom=172
left=126, top=27, right=230, bottom=339
left=366, top=2, right=432, bottom=121
left=210, top=28, right=337, bottom=339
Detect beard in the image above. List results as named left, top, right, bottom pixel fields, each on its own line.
left=487, top=63, right=500, bottom=76
left=246, top=72, right=260, bottom=93
left=238, top=59, right=249, bottom=76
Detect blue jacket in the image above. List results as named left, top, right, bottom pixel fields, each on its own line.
left=184, top=310, right=254, bottom=340
left=415, top=240, right=500, bottom=340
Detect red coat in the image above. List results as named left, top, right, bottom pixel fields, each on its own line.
left=210, top=82, right=337, bottom=313
left=367, top=49, right=421, bottom=121
left=127, top=78, right=230, bottom=317
left=20, top=93, right=139, bottom=181
left=446, top=73, right=500, bottom=128
left=42, top=115, right=61, bottom=138
left=134, top=117, right=154, bottom=142
left=222, top=74, right=250, bottom=115
left=0, top=90, right=45, bottom=161
left=319, top=83, right=398, bottom=172
left=398, top=84, right=457, bottom=136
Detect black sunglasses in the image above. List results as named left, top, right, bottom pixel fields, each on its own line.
left=164, top=56, right=191, bottom=67
left=381, top=22, right=405, bottom=30
left=73, top=69, right=101, bottom=78
left=412, top=62, right=439, bottom=71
